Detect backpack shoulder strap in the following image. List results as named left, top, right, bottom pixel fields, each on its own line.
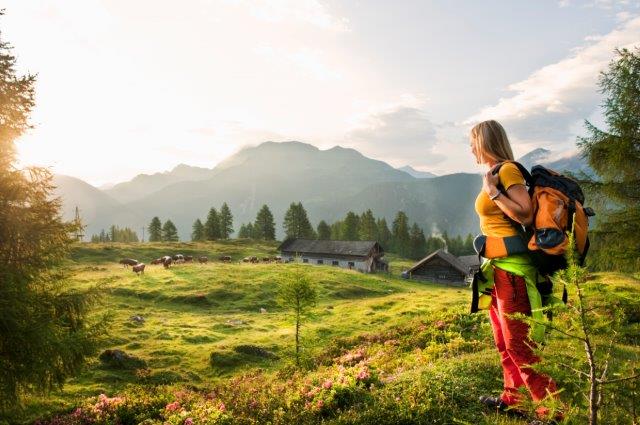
left=492, top=160, right=533, bottom=193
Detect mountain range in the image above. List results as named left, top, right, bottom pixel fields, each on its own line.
left=52, top=141, right=589, bottom=241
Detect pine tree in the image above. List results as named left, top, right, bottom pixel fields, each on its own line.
left=205, top=207, right=221, bottom=240
left=392, top=211, right=411, bottom=257
left=162, top=220, right=179, bottom=242
left=254, top=204, right=276, bottom=240
left=148, top=217, right=162, bottom=242
left=341, top=211, right=360, bottom=240
left=191, top=219, right=205, bottom=241
left=238, top=223, right=248, bottom=238
left=464, top=233, right=475, bottom=255
left=219, top=202, right=234, bottom=239
left=376, top=217, right=392, bottom=249
left=316, top=220, right=331, bottom=240
left=578, top=47, right=640, bottom=271
left=426, top=235, right=446, bottom=253
left=0, top=24, right=102, bottom=410
left=283, top=202, right=315, bottom=239
left=358, top=209, right=377, bottom=241
left=330, top=220, right=342, bottom=240
left=409, top=223, right=427, bottom=260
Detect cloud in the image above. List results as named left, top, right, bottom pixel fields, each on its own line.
left=231, top=0, right=349, bottom=32
left=345, top=99, right=444, bottom=168
left=465, top=16, right=640, bottom=145
left=254, top=45, right=341, bottom=81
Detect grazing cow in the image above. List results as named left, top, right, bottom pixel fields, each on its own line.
left=150, top=258, right=163, bottom=265
left=184, top=255, right=193, bottom=262
left=262, top=257, right=271, bottom=263
left=242, top=256, right=258, bottom=263
left=274, top=256, right=283, bottom=263
left=132, top=263, right=145, bottom=275
left=162, top=256, right=173, bottom=269
left=119, top=258, right=138, bottom=268
left=198, top=256, right=208, bottom=264
left=218, top=255, right=231, bottom=262
left=172, top=254, right=185, bottom=263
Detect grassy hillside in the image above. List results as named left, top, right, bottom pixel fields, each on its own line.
left=12, top=242, right=640, bottom=424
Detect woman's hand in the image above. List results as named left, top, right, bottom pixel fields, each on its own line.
left=482, top=166, right=501, bottom=197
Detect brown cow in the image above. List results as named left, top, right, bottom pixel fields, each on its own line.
left=198, top=256, right=208, bottom=264
left=119, top=258, right=138, bottom=268
left=184, top=255, right=193, bottom=262
left=132, top=263, right=145, bottom=275
left=150, top=258, right=163, bottom=265
left=218, top=255, right=231, bottom=262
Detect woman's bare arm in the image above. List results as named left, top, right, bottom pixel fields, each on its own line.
left=483, top=169, right=533, bottom=226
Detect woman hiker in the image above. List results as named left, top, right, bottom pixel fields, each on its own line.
left=469, top=120, right=562, bottom=424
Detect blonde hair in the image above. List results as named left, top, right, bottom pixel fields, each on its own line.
left=470, top=120, right=514, bottom=163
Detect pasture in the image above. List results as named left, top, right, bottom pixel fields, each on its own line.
left=16, top=241, right=640, bottom=424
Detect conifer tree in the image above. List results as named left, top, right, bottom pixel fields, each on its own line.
left=0, top=23, right=102, bottom=410
left=330, top=220, right=342, bottom=240
left=191, top=218, right=205, bottom=241
left=392, top=211, right=411, bottom=257
left=254, top=204, right=276, bottom=240
left=409, top=223, right=427, bottom=259
left=238, top=223, right=249, bottom=238
left=205, top=207, right=221, bottom=240
left=376, top=217, right=392, bottom=249
left=426, top=235, right=446, bottom=253
left=148, top=216, right=162, bottom=242
left=341, top=211, right=360, bottom=240
left=219, top=202, right=234, bottom=239
left=464, top=233, right=475, bottom=255
left=578, top=47, right=640, bottom=271
left=316, top=220, right=331, bottom=240
left=283, top=202, right=315, bottom=239
left=162, top=220, right=179, bottom=242
left=358, top=209, right=377, bottom=241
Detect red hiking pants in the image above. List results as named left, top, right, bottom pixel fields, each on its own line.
left=489, top=267, right=557, bottom=406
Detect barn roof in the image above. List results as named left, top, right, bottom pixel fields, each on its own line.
left=278, top=239, right=382, bottom=257
left=406, top=249, right=471, bottom=275
left=457, top=255, right=481, bottom=269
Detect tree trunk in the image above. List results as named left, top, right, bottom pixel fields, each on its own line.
left=586, top=339, right=599, bottom=425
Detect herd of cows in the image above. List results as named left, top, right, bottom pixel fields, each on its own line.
left=118, top=254, right=284, bottom=275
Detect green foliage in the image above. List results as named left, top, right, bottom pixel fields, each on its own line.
left=317, top=220, right=331, bottom=240
left=147, top=216, right=162, bottom=242
left=408, top=223, right=427, bottom=260
left=238, top=222, right=254, bottom=239
left=161, top=220, right=179, bottom=242
left=358, top=209, right=377, bottom=241
left=91, top=225, right=139, bottom=243
left=279, top=269, right=318, bottom=365
left=283, top=202, right=316, bottom=239
left=254, top=204, right=276, bottom=240
left=376, top=218, right=392, bottom=250
left=219, top=202, right=234, bottom=239
left=342, top=211, right=360, bottom=240
left=578, top=47, right=640, bottom=272
left=191, top=218, right=205, bottom=241
left=391, top=211, right=410, bottom=257
left=205, top=207, right=221, bottom=240
left=0, top=26, right=102, bottom=412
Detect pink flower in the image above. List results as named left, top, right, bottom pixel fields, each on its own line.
left=435, top=320, right=447, bottom=330
left=322, top=379, right=333, bottom=389
left=316, top=399, right=324, bottom=409
left=165, top=401, right=181, bottom=412
left=356, top=369, right=370, bottom=381
left=218, top=402, right=226, bottom=412
left=184, top=419, right=193, bottom=425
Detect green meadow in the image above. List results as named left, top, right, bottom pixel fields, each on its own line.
left=17, top=241, right=640, bottom=424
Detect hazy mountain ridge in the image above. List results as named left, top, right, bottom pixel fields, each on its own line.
left=53, top=141, right=590, bottom=241
left=397, top=165, right=437, bottom=178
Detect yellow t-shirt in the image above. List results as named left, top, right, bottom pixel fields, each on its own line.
left=474, top=162, right=526, bottom=237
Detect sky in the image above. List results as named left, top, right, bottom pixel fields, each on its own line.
left=7, top=0, right=640, bottom=186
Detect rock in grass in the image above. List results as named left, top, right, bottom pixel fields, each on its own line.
left=233, top=344, right=279, bottom=359
left=130, top=315, right=145, bottom=324
left=99, top=349, right=147, bottom=370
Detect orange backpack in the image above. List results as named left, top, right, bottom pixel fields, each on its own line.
left=495, top=162, right=595, bottom=276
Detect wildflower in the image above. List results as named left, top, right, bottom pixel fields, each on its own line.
left=218, top=402, right=226, bottom=412
left=166, top=401, right=181, bottom=412
left=435, top=320, right=447, bottom=330
left=316, top=399, right=324, bottom=409
left=184, top=419, right=194, bottom=425
left=322, top=379, right=333, bottom=389
left=356, top=369, right=370, bottom=381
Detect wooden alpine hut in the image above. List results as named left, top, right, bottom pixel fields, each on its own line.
left=403, top=249, right=480, bottom=286
left=278, top=239, right=388, bottom=273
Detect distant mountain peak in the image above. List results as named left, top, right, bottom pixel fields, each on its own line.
left=398, top=165, right=436, bottom=178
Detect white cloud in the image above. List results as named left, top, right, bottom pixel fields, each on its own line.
left=254, top=45, right=342, bottom=81
left=344, top=96, right=444, bottom=168
left=465, top=15, right=640, bottom=145
left=230, top=0, right=349, bottom=32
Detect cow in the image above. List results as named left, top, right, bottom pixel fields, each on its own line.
left=262, top=257, right=271, bottom=263
left=162, top=256, right=173, bottom=269
left=150, top=258, right=163, bottom=265
left=218, top=255, right=232, bottom=262
left=198, top=256, right=208, bottom=264
left=119, top=258, right=138, bottom=268
left=274, top=256, right=283, bottom=263
left=184, top=255, right=193, bottom=262
left=172, top=254, right=185, bottom=263
left=132, top=263, right=145, bottom=275
left=242, top=256, right=259, bottom=263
